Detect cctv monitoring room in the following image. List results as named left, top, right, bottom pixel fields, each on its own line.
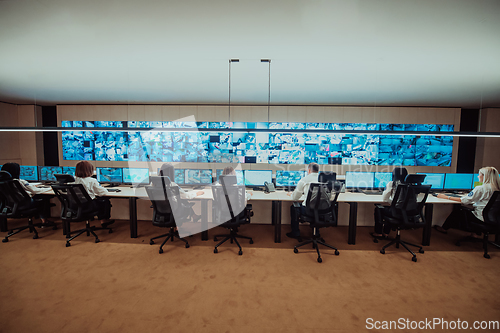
left=1, top=0, right=500, bottom=332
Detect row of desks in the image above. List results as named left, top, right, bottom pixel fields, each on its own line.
left=1, top=186, right=456, bottom=246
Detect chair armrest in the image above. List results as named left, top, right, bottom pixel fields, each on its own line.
left=375, top=204, right=385, bottom=209
left=461, top=205, right=474, bottom=212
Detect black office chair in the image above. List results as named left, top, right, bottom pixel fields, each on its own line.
left=0, top=171, right=56, bottom=242
left=378, top=182, right=431, bottom=262
left=211, top=175, right=253, bottom=255
left=455, top=191, right=500, bottom=259
left=51, top=183, right=112, bottom=247
left=146, top=176, right=190, bottom=254
left=293, top=182, right=340, bottom=263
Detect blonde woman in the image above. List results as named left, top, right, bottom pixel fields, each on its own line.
left=434, top=166, right=500, bottom=234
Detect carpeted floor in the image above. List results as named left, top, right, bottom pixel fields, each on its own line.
left=0, top=220, right=499, bottom=332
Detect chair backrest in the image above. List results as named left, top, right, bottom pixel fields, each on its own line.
left=390, top=183, right=431, bottom=226
left=0, top=178, right=33, bottom=216
left=318, top=172, right=336, bottom=191
left=212, top=176, right=247, bottom=225
left=54, top=174, right=75, bottom=184
left=304, top=182, right=339, bottom=225
left=482, top=191, right=500, bottom=227
left=51, top=183, right=95, bottom=221
left=145, top=185, right=175, bottom=226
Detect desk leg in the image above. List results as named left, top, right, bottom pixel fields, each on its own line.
left=422, top=203, right=433, bottom=246
left=348, top=202, right=357, bottom=245
left=201, top=200, right=208, bottom=241
left=0, top=216, right=7, bottom=232
left=129, top=197, right=137, bottom=238
left=273, top=201, right=282, bottom=243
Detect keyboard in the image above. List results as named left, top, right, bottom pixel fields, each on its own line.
left=107, top=188, right=121, bottom=192
left=362, top=190, right=383, bottom=195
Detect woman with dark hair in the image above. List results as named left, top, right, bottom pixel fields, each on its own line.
left=370, top=167, right=408, bottom=239
left=74, top=161, right=114, bottom=226
left=1, top=162, right=53, bottom=224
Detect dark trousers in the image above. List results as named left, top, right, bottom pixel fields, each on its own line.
left=290, top=204, right=307, bottom=236
left=374, top=205, right=392, bottom=234
left=92, top=197, right=112, bottom=220
left=442, top=209, right=481, bottom=231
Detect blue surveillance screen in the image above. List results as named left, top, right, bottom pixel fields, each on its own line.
left=39, top=166, right=63, bottom=182
left=345, top=172, right=374, bottom=189
left=417, top=173, right=445, bottom=190
left=374, top=172, right=392, bottom=189
left=444, top=173, right=473, bottom=191
left=62, top=166, right=76, bottom=177
left=123, top=168, right=150, bottom=184
left=244, top=170, right=272, bottom=186
left=20, top=165, right=38, bottom=182
left=276, top=170, right=306, bottom=187
left=96, top=167, right=123, bottom=183
left=472, top=173, right=482, bottom=188
left=184, top=169, right=212, bottom=185
left=216, top=169, right=244, bottom=185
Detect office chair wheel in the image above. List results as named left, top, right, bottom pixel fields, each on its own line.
left=108, top=229, right=113, bottom=233
left=484, top=253, right=490, bottom=259
left=214, top=248, right=218, bottom=254
left=150, top=240, right=155, bottom=245
left=412, top=256, right=417, bottom=262
left=159, top=248, right=163, bottom=254
left=335, top=250, right=339, bottom=255
left=214, top=237, right=218, bottom=241
left=317, top=257, right=322, bottom=263
left=65, top=242, right=71, bottom=247
left=2, top=238, right=8, bottom=243
left=33, top=234, right=38, bottom=239
left=249, top=239, right=254, bottom=244
left=238, top=250, right=243, bottom=255
left=95, top=238, right=100, bottom=243
left=419, top=249, right=424, bottom=254
left=373, top=238, right=379, bottom=243
left=185, top=243, right=190, bottom=248
left=380, top=249, right=385, bottom=254
left=294, top=248, right=298, bottom=253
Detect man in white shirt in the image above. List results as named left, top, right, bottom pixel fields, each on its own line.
left=286, top=163, right=320, bottom=239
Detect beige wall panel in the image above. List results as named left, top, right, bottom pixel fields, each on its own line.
left=269, top=106, right=287, bottom=122
left=417, top=108, right=437, bottom=124
left=128, top=105, right=145, bottom=120
left=434, top=108, right=456, bottom=124
left=230, top=106, right=251, bottom=122
left=178, top=105, right=197, bottom=120
left=215, top=106, right=229, bottom=121
left=92, top=105, right=111, bottom=121
left=57, top=105, right=75, bottom=122
left=287, top=106, right=307, bottom=123
left=108, top=105, right=128, bottom=121
left=197, top=106, right=216, bottom=122
left=162, top=105, right=180, bottom=121
left=375, top=107, right=400, bottom=123
left=144, top=105, right=162, bottom=121
left=73, top=105, right=94, bottom=120
left=325, top=107, right=344, bottom=123
left=399, top=107, right=419, bottom=124
left=343, top=107, right=363, bottom=123
left=250, top=106, right=269, bottom=122
left=305, top=106, right=325, bottom=123
left=17, top=105, right=36, bottom=126
left=0, top=105, right=18, bottom=126
left=360, top=107, right=375, bottom=123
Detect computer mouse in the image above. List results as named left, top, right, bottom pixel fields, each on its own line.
left=432, top=192, right=438, bottom=197
left=116, top=189, right=121, bottom=192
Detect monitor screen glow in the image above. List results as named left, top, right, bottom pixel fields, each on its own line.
left=374, top=172, right=392, bottom=188
left=444, top=173, right=473, bottom=191
left=417, top=173, right=445, bottom=190
left=216, top=169, right=244, bottom=185
left=123, top=168, right=150, bottom=184
left=39, top=166, right=63, bottom=182
left=472, top=173, right=482, bottom=188
left=62, top=166, right=76, bottom=177
left=184, top=169, right=212, bottom=185
left=345, top=172, right=374, bottom=189
left=244, top=170, right=272, bottom=186
left=276, top=170, right=306, bottom=187
left=96, top=167, right=123, bottom=183
left=20, top=165, right=38, bottom=182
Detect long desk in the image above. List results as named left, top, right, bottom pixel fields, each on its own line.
left=27, top=187, right=455, bottom=246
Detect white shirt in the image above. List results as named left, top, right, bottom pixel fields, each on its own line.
left=292, top=172, right=319, bottom=205
left=381, top=181, right=398, bottom=204
left=18, top=179, right=51, bottom=197
left=74, top=177, right=109, bottom=200
left=461, top=183, right=495, bottom=221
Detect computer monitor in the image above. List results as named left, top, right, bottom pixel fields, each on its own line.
left=216, top=169, right=244, bottom=185
left=244, top=170, right=272, bottom=187
left=444, top=173, right=473, bottom=191
left=345, top=172, right=374, bottom=189
left=417, top=173, right=445, bottom=190
left=157, top=167, right=185, bottom=185
left=276, top=170, right=306, bottom=187
left=318, top=171, right=337, bottom=190
left=184, top=169, right=213, bottom=185
left=20, top=165, right=38, bottom=182
left=123, top=168, right=150, bottom=185
left=472, top=173, right=482, bottom=188
left=62, top=166, right=76, bottom=177
left=96, top=167, right=123, bottom=184
left=39, top=166, right=63, bottom=182
left=374, top=172, right=392, bottom=189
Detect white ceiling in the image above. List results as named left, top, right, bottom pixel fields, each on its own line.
left=0, top=0, right=499, bottom=108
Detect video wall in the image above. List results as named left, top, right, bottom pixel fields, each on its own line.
left=61, top=121, right=454, bottom=166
